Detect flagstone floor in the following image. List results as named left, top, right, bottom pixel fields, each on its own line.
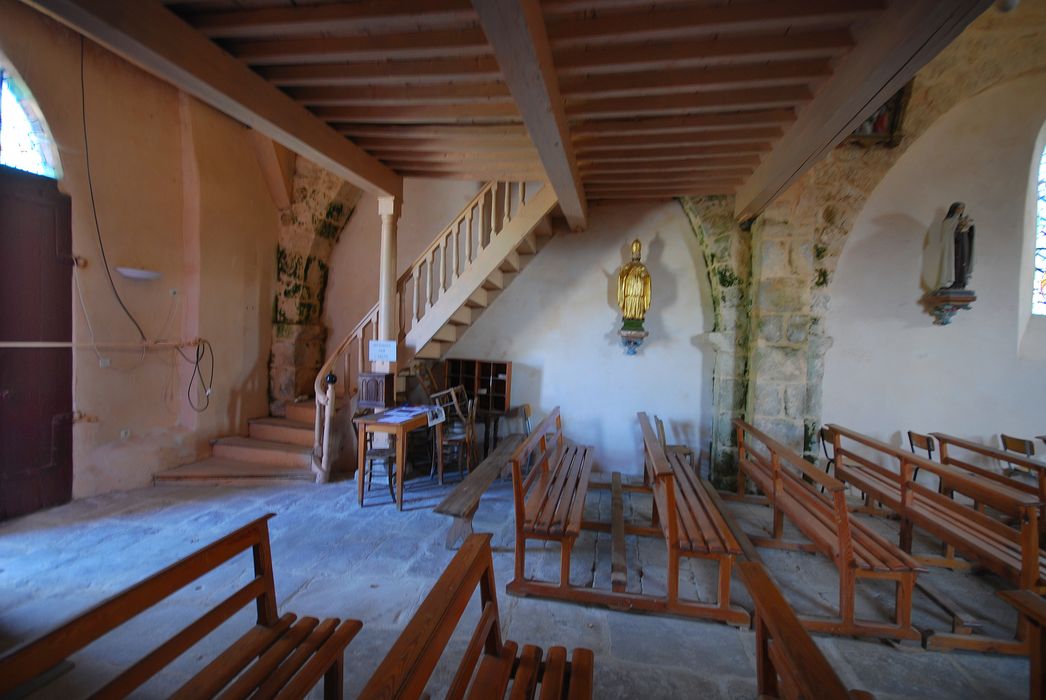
left=0, top=474, right=1029, bottom=699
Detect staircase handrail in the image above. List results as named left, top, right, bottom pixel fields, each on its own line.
left=314, top=301, right=380, bottom=405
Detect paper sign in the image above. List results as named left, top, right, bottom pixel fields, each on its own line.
left=368, top=340, right=397, bottom=362
left=427, top=405, right=446, bottom=427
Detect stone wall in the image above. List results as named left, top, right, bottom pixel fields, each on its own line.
left=269, top=158, right=362, bottom=415
left=682, top=0, right=1046, bottom=478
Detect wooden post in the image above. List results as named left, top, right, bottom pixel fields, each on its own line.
left=376, top=195, right=400, bottom=371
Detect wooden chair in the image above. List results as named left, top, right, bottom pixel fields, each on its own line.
left=432, top=385, right=479, bottom=477
left=907, top=430, right=935, bottom=483
left=654, top=414, right=697, bottom=470
left=352, top=407, right=396, bottom=501
left=359, top=533, right=594, bottom=699
left=0, top=515, right=361, bottom=698
left=1002, top=434, right=1037, bottom=475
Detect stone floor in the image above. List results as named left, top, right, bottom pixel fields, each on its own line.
left=0, top=473, right=1030, bottom=699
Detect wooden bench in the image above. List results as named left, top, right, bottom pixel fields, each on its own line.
left=435, top=432, right=526, bottom=548
left=735, top=420, right=922, bottom=641
left=931, top=432, right=1046, bottom=517
left=0, top=515, right=360, bottom=698
left=359, top=533, right=594, bottom=699
left=998, top=590, right=1045, bottom=700
left=827, top=424, right=1045, bottom=652
left=506, top=406, right=595, bottom=599
left=634, top=412, right=749, bottom=625
left=739, top=561, right=875, bottom=700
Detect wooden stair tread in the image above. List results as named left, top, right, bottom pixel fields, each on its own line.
left=154, top=458, right=314, bottom=481
left=214, top=436, right=312, bottom=454
left=248, top=416, right=313, bottom=430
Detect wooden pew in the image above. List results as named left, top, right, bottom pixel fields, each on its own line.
left=931, top=432, right=1046, bottom=511
left=998, top=590, right=1045, bottom=700
left=734, top=420, right=921, bottom=641
left=636, top=412, right=750, bottom=625
left=739, top=561, right=875, bottom=700
left=435, top=432, right=526, bottom=548
left=828, top=424, right=1045, bottom=653
left=506, top=406, right=595, bottom=599
left=359, top=533, right=594, bottom=699
left=0, top=515, right=361, bottom=698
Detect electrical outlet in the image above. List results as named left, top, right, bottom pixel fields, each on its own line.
left=99, top=357, right=110, bottom=368
left=120, top=428, right=131, bottom=441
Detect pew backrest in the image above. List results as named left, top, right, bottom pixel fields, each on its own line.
left=932, top=432, right=1046, bottom=502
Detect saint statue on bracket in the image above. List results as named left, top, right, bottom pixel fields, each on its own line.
left=921, top=202, right=976, bottom=325
left=617, top=239, right=651, bottom=354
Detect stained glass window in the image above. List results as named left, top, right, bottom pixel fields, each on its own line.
left=1035, top=147, right=1046, bottom=316
left=0, top=67, right=58, bottom=179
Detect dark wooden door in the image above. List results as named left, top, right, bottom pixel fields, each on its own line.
left=0, top=165, right=73, bottom=519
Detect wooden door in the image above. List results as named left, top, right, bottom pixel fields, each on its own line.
left=0, top=165, right=73, bottom=519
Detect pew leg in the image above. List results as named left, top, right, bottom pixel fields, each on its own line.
left=754, top=613, right=778, bottom=698
left=772, top=506, right=784, bottom=540
left=899, top=518, right=913, bottom=554
left=324, top=656, right=344, bottom=700
left=896, top=574, right=913, bottom=631
left=717, top=556, right=733, bottom=611
left=667, top=548, right=680, bottom=605
left=839, top=569, right=856, bottom=627
left=445, top=516, right=474, bottom=550
left=515, top=531, right=527, bottom=583
left=560, top=538, right=573, bottom=589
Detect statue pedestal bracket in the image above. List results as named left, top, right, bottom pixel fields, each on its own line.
left=922, top=289, right=976, bottom=326
left=619, top=323, right=648, bottom=355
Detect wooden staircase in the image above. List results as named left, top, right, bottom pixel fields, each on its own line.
left=156, top=180, right=559, bottom=486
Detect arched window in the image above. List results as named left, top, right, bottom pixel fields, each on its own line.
left=1035, top=146, right=1046, bottom=316
left=0, top=66, right=58, bottom=179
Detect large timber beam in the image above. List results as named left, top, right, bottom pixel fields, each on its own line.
left=734, top=0, right=993, bottom=220
left=22, top=0, right=402, bottom=198
left=472, top=0, right=586, bottom=230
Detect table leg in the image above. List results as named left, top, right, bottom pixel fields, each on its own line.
left=357, top=426, right=367, bottom=507
left=395, top=427, right=407, bottom=511
left=436, top=422, right=445, bottom=486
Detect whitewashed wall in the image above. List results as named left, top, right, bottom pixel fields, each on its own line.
left=448, top=200, right=714, bottom=476
left=822, top=73, right=1046, bottom=448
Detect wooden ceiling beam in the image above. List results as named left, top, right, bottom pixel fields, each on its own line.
left=546, top=0, right=883, bottom=47
left=578, top=142, right=772, bottom=161
left=574, top=128, right=784, bottom=150
left=25, top=0, right=400, bottom=198
left=376, top=151, right=540, bottom=164
left=565, top=86, right=811, bottom=120
left=339, top=124, right=530, bottom=140
left=560, top=60, right=832, bottom=99
left=396, top=168, right=546, bottom=181
left=735, top=0, right=993, bottom=219
left=554, top=30, right=853, bottom=74
left=473, top=0, right=587, bottom=230
left=257, top=57, right=502, bottom=86
left=581, top=156, right=762, bottom=173
left=227, top=28, right=491, bottom=65
left=587, top=189, right=737, bottom=200
left=286, top=82, right=511, bottom=106
left=585, top=171, right=751, bottom=185
left=313, top=103, right=520, bottom=125
left=572, top=110, right=796, bottom=136
left=186, top=0, right=476, bottom=39
left=353, top=137, right=534, bottom=153
left=384, top=158, right=540, bottom=171
left=586, top=182, right=742, bottom=193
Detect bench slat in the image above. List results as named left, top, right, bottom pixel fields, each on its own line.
left=547, top=446, right=586, bottom=535
left=507, top=644, right=543, bottom=700
left=538, top=646, right=568, bottom=700
left=671, top=456, right=712, bottom=553
left=435, top=434, right=525, bottom=518
left=562, top=448, right=595, bottom=538
left=215, top=616, right=318, bottom=700
left=525, top=441, right=569, bottom=531
left=465, top=640, right=518, bottom=700
left=566, top=648, right=596, bottom=700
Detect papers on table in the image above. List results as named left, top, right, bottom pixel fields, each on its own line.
left=376, top=405, right=430, bottom=424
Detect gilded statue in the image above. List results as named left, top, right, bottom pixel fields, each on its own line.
left=617, top=239, right=651, bottom=323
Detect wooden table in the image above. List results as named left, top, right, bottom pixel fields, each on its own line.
left=354, top=410, right=443, bottom=511
left=998, top=590, right=1045, bottom=700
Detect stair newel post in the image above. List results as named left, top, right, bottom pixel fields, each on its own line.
left=319, top=372, right=337, bottom=482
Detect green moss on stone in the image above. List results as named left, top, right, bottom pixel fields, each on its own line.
left=814, top=244, right=827, bottom=260
left=815, top=268, right=829, bottom=287
left=717, top=267, right=740, bottom=288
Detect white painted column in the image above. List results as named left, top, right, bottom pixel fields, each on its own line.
left=377, top=195, right=400, bottom=343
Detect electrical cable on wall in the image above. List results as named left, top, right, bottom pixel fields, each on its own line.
left=78, top=35, right=216, bottom=413
left=80, top=35, right=146, bottom=342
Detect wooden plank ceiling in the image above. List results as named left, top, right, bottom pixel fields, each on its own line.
left=160, top=0, right=882, bottom=203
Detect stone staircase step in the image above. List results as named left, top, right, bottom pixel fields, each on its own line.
left=285, top=397, right=345, bottom=424
left=248, top=416, right=314, bottom=446
left=153, top=457, right=315, bottom=485
left=212, top=436, right=312, bottom=468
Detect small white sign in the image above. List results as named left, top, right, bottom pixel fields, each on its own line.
left=426, top=404, right=446, bottom=427
left=369, top=340, right=397, bottom=362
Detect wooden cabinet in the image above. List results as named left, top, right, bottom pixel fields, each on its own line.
left=358, top=372, right=395, bottom=409
left=443, top=358, right=512, bottom=414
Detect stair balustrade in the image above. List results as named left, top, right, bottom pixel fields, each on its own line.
left=311, top=180, right=543, bottom=481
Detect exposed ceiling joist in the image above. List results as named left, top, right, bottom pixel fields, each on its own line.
left=227, top=28, right=490, bottom=65
left=572, top=110, right=796, bottom=136
left=565, top=86, right=811, bottom=120
left=473, top=0, right=587, bottom=230
left=257, top=57, right=502, bottom=86
left=734, top=0, right=994, bottom=220
left=26, top=0, right=401, bottom=198
left=187, top=0, right=474, bottom=39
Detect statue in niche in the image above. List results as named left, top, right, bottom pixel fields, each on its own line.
left=921, top=202, right=976, bottom=325
left=617, top=239, right=651, bottom=354
left=933, top=202, right=975, bottom=290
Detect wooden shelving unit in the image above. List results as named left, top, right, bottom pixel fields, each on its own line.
left=444, top=358, right=512, bottom=414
